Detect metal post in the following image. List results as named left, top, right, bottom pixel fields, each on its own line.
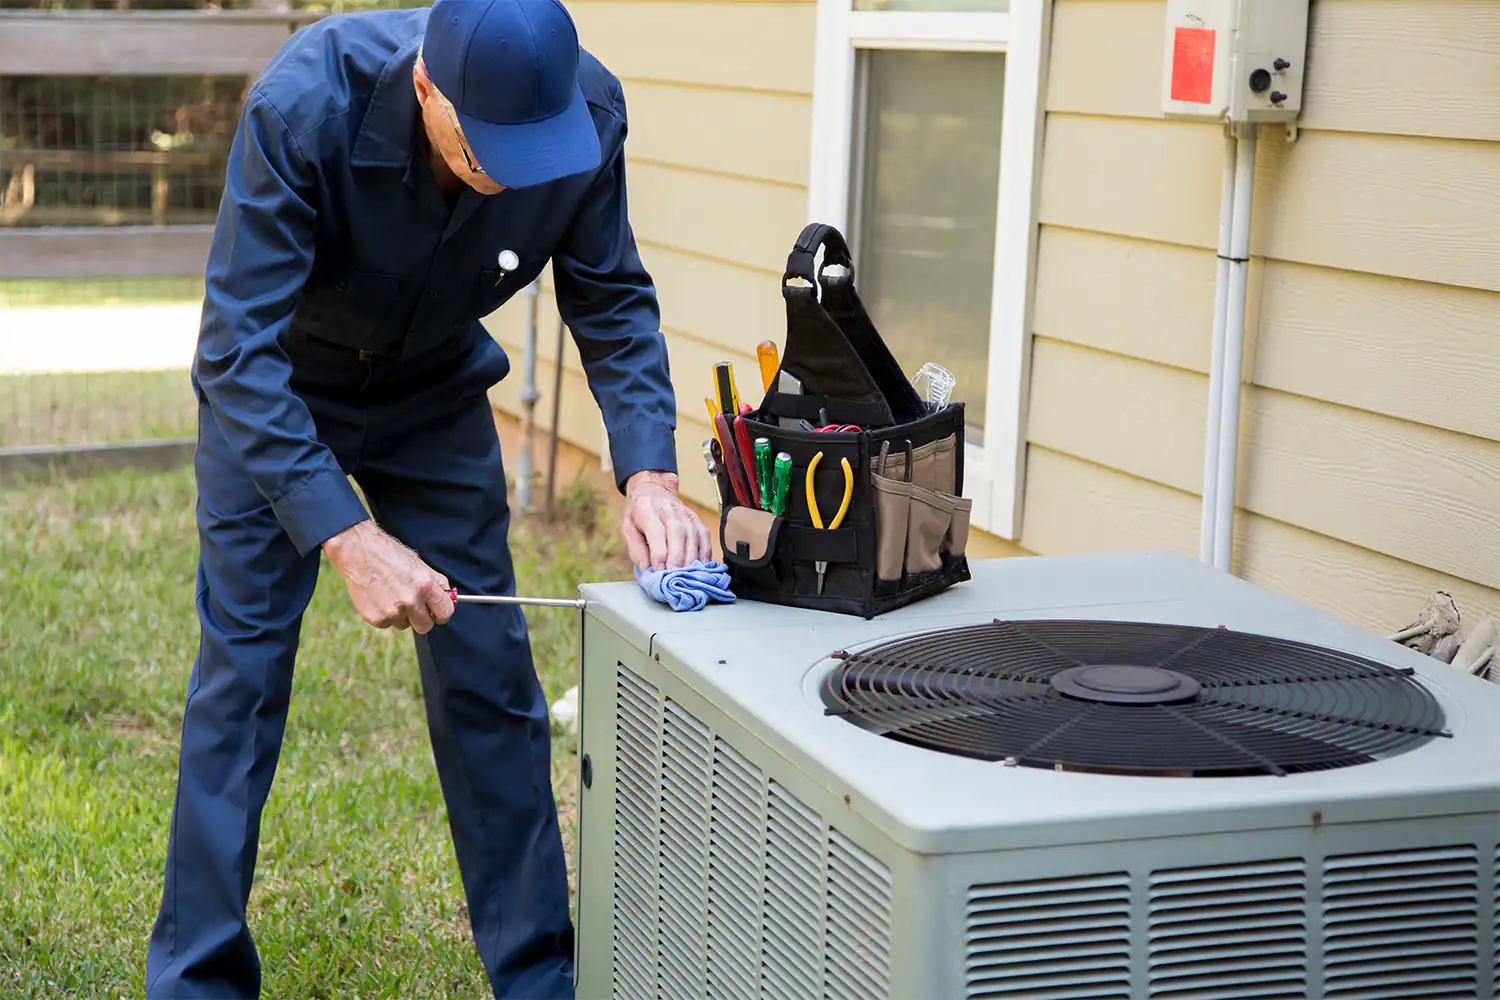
left=545, top=315, right=566, bottom=518
left=516, top=279, right=541, bottom=513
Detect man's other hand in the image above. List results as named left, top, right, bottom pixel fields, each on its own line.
left=622, top=471, right=712, bottom=572
left=322, top=520, right=455, bottom=633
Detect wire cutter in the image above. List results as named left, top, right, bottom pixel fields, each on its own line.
left=805, top=451, right=853, bottom=595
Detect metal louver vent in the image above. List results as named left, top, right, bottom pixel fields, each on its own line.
left=659, top=702, right=712, bottom=998
left=1323, top=845, right=1480, bottom=998
left=965, top=873, right=1131, bottom=999
left=1148, top=859, right=1307, bottom=998
left=764, top=782, right=825, bottom=996
left=827, top=829, right=894, bottom=999
left=612, top=664, right=893, bottom=999
left=612, top=666, right=662, bottom=1000
left=708, top=741, right=762, bottom=1000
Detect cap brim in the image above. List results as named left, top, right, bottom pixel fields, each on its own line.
left=457, top=84, right=602, bottom=189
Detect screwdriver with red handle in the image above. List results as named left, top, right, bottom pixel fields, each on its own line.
left=447, top=588, right=586, bottom=609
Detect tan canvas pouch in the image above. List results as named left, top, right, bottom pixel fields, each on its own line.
left=907, top=434, right=957, bottom=495
left=905, top=484, right=971, bottom=575
left=720, top=505, right=782, bottom=568
left=944, top=501, right=972, bottom=558
left=871, top=473, right=913, bottom=582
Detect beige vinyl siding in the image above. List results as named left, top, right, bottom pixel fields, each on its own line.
left=485, top=0, right=815, bottom=512
left=1024, top=0, right=1500, bottom=633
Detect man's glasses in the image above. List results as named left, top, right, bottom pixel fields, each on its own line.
left=438, top=99, right=485, bottom=176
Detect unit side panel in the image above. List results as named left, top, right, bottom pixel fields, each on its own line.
left=574, top=624, right=633, bottom=1000
left=940, top=814, right=1498, bottom=1000
left=582, top=647, right=940, bottom=999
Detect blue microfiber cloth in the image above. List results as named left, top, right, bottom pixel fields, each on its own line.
left=635, top=560, right=736, bottom=612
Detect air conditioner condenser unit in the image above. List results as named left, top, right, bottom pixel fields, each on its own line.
left=572, top=550, right=1500, bottom=999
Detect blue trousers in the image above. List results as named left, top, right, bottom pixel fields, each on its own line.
left=146, top=330, right=574, bottom=999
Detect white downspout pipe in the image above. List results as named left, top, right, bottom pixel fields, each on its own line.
left=1199, top=130, right=1239, bottom=564
left=516, top=278, right=541, bottom=514
left=1210, top=123, right=1258, bottom=571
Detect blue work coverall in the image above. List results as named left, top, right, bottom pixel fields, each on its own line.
left=145, top=10, right=676, bottom=999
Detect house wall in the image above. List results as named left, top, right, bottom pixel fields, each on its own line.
left=487, top=0, right=1499, bottom=628
left=1026, top=0, right=1500, bottom=632
left=483, top=0, right=817, bottom=520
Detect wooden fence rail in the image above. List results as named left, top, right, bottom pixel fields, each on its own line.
left=0, top=10, right=323, bottom=77
left=0, top=9, right=328, bottom=281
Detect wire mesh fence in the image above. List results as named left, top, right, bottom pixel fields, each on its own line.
left=0, top=368, right=197, bottom=448
left=0, top=74, right=243, bottom=228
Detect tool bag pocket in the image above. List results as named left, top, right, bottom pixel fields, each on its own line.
left=716, top=222, right=971, bottom=618
left=721, top=506, right=783, bottom=569
left=871, top=473, right=912, bottom=583
left=905, top=484, right=972, bottom=577
left=719, top=505, right=787, bottom=597
left=872, top=472, right=972, bottom=586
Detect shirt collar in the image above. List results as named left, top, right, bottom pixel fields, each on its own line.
left=350, top=33, right=424, bottom=170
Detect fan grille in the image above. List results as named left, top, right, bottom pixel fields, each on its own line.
left=821, top=620, right=1448, bottom=777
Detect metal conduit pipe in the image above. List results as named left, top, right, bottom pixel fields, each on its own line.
left=1199, top=130, right=1240, bottom=564
left=1202, top=123, right=1259, bottom=572
left=544, top=315, right=566, bottom=519
left=515, top=278, right=542, bottom=514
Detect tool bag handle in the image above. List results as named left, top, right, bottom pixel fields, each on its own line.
left=782, top=222, right=855, bottom=289
left=768, top=223, right=927, bottom=427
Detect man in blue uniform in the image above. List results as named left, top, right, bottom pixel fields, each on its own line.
left=145, top=1, right=710, bottom=996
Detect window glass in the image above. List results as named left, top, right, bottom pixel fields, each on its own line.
left=850, top=49, right=1005, bottom=442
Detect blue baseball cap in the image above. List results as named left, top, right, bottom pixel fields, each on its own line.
left=424, top=0, right=601, bottom=188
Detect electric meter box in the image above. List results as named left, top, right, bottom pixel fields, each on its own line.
left=1162, top=0, right=1309, bottom=123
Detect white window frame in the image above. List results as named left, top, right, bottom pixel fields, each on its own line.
left=806, top=0, right=1051, bottom=540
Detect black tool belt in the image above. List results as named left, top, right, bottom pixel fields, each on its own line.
left=714, top=223, right=971, bottom=619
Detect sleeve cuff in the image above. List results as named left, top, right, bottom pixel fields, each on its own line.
left=608, top=421, right=679, bottom=493
left=270, top=467, right=370, bottom=556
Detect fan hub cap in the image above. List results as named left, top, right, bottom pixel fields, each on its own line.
left=1051, top=664, right=1202, bottom=704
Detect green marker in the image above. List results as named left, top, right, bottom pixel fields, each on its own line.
left=770, top=452, right=793, bottom=516
left=754, top=437, right=772, bottom=508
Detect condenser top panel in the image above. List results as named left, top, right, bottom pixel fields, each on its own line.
left=581, top=551, right=1500, bottom=855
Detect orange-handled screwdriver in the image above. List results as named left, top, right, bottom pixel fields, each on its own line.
left=756, top=340, right=779, bottom=392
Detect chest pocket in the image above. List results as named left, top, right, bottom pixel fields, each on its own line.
left=473, top=254, right=547, bottom=319
left=293, top=271, right=407, bottom=355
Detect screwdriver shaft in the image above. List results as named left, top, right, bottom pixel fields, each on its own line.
left=448, top=590, right=586, bottom=609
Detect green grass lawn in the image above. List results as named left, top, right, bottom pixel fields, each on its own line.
left=0, top=464, right=630, bottom=998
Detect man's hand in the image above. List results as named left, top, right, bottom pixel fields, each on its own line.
left=322, top=520, right=455, bottom=633
left=622, top=470, right=712, bottom=572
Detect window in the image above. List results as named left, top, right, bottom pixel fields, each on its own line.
left=849, top=49, right=1006, bottom=443
left=807, top=0, right=1050, bottom=539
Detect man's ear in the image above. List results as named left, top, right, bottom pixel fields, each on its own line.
left=412, top=56, right=434, bottom=104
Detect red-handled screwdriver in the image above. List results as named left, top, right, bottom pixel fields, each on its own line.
left=447, top=588, right=587, bottom=610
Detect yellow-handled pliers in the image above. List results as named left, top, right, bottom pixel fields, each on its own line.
left=806, top=451, right=853, bottom=595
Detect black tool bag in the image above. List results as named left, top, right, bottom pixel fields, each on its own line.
left=714, top=223, right=972, bottom=618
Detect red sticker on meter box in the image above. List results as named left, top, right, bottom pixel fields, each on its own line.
left=1170, top=27, right=1215, bottom=104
